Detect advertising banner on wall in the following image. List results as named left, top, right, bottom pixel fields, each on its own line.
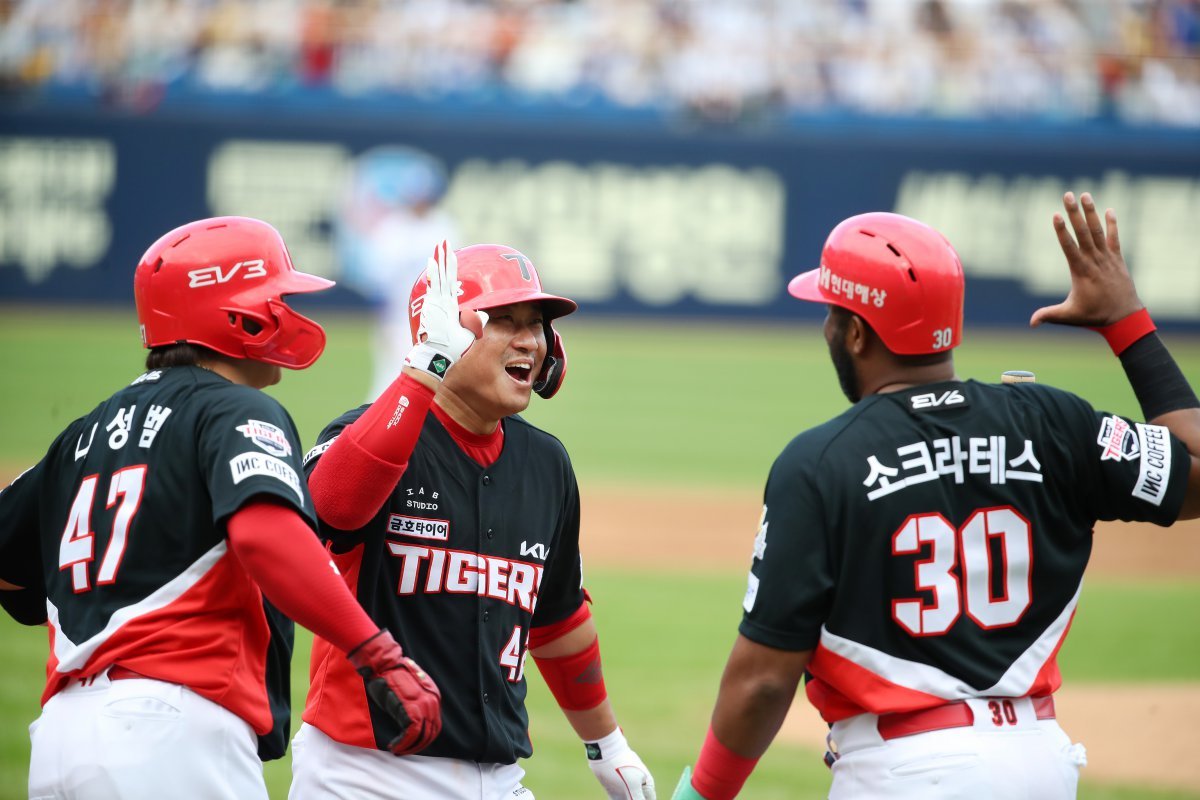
left=1, top=108, right=1197, bottom=327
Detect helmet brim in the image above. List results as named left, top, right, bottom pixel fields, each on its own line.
left=787, top=268, right=828, bottom=305
left=465, top=289, right=577, bottom=321
left=276, top=269, right=336, bottom=296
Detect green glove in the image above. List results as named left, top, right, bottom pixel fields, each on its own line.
left=672, top=767, right=707, bottom=800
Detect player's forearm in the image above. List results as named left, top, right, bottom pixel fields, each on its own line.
left=530, top=612, right=615, bottom=737
left=309, top=372, right=434, bottom=529
left=227, top=500, right=378, bottom=653
left=709, top=664, right=802, bottom=760
left=1108, top=327, right=1200, bottom=518
left=560, top=697, right=620, bottom=742
left=712, top=636, right=811, bottom=758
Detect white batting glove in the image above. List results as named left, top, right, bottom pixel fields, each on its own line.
left=404, top=240, right=484, bottom=380
left=585, top=728, right=656, bottom=800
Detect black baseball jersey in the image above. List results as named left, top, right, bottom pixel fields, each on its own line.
left=740, top=379, right=1189, bottom=721
left=0, top=366, right=315, bottom=754
left=301, top=408, right=586, bottom=763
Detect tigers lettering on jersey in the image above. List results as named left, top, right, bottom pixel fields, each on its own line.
left=865, top=435, right=1043, bottom=500
left=386, top=542, right=544, bottom=612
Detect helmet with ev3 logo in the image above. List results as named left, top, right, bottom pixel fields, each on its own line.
left=134, top=216, right=335, bottom=369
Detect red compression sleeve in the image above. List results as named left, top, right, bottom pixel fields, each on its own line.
left=309, top=373, right=434, bottom=530
left=532, top=634, right=608, bottom=711
left=528, top=601, right=592, bottom=650
left=227, top=501, right=378, bottom=654
left=691, top=725, right=760, bottom=800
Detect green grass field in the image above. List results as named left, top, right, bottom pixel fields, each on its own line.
left=1, top=307, right=1198, bottom=799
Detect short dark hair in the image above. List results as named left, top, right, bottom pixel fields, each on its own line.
left=145, top=343, right=220, bottom=370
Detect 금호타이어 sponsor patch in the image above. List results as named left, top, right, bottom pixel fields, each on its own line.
left=229, top=451, right=304, bottom=504
left=236, top=419, right=293, bottom=458
left=1132, top=423, right=1172, bottom=506
left=387, top=514, right=450, bottom=541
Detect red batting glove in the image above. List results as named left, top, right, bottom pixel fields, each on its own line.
left=347, top=630, right=442, bottom=755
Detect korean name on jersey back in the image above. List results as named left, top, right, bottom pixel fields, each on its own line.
left=864, top=435, right=1042, bottom=501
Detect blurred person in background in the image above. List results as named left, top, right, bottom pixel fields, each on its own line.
left=672, top=193, right=1200, bottom=799
left=0, top=216, right=441, bottom=799
left=335, top=145, right=458, bottom=400
left=292, top=241, right=656, bottom=800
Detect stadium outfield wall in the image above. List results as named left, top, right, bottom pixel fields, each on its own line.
left=1, top=106, right=1197, bottom=328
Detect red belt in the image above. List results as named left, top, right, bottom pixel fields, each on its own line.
left=877, top=696, right=1055, bottom=740
left=107, top=665, right=150, bottom=681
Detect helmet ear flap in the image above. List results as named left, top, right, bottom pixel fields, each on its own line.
left=533, top=326, right=567, bottom=399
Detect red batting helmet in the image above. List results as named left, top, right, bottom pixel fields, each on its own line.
left=134, top=217, right=334, bottom=369
left=788, top=212, right=964, bottom=355
left=408, top=244, right=577, bottom=399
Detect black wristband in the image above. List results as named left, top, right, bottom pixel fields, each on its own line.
left=1118, top=333, right=1200, bottom=420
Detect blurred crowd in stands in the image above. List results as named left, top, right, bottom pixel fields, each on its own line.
left=1, top=0, right=1198, bottom=126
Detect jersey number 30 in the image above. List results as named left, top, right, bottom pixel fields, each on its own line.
left=58, top=466, right=148, bottom=593
left=891, top=506, right=1032, bottom=636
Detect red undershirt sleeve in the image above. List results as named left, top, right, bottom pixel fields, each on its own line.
left=308, top=373, right=435, bottom=531
left=227, top=500, right=378, bottom=654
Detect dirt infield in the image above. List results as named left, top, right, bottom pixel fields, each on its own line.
left=578, top=482, right=1200, bottom=578
left=580, top=484, right=1200, bottom=793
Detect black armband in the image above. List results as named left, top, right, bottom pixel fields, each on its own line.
left=1118, top=332, right=1200, bottom=420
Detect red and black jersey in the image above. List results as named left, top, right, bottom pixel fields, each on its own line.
left=740, top=380, right=1189, bottom=722
left=302, top=407, right=586, bottom=764
left=0, top=366, right=315, bottom=758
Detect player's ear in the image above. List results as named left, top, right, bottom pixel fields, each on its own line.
left=845, top=312, right=871, bottom=357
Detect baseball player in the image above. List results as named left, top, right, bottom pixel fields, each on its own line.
left=290, top=242, right=655, bottom=799
left=0, top=217, right=441, bottom=800
left=672, top=193, right=1200, bottom=799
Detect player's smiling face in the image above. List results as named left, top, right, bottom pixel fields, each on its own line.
left=441, top=301, right=547, bottom=420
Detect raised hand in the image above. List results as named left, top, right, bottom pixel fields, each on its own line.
left=405, top=240, right=485, bottom=381
left=1030, top=192, right=1144, bottom=329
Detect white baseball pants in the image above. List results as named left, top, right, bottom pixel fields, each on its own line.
left=28, top=671, right=267, bottom=800
left=827, top=697, right=1087, bottom=799
left=289, top=722, right=534, bottom=800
